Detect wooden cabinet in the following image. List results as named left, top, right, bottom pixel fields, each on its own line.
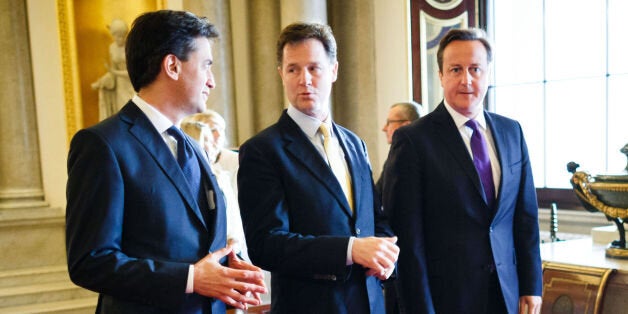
left=541, top=239, right=628, bottom=313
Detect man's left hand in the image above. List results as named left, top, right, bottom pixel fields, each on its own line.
left=519, top=295, right=542, bottom=314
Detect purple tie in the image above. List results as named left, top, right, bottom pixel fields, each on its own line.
left=466, top=119, right=495, bottom=209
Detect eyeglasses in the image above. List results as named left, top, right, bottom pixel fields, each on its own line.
left=385, top=119, right=409, bottom=126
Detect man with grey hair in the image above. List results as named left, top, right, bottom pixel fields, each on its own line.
left=383, top=27, right=542, bottom=314
left=376, top=101, right=422, bottom=194
left=382, top=101, right=422, bottom=145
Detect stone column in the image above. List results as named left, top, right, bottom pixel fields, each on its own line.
left=328, top=0, right=381, bottom=171
left=184, top=0, right=238, bottom=145
left=0, top=0, right=45, bottom=209
left=249, top=0, right=284, bottom=132
left=279, top=0, right=327, bottom=26
left=0, top=0, right=67, bottom=292
left=247, top=0, right=328, bottom=131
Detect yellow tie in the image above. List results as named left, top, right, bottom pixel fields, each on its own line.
left=319, top=124, right=354, bottom=212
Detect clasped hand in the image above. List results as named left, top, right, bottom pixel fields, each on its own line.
left=352, top=236, right=400, bottom=280
left=193, top=246, right=267, bottom=310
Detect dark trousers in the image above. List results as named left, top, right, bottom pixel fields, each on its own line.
left=487, top=271, right=507, bottom=314
left=384, top=279, right=400, bottom=314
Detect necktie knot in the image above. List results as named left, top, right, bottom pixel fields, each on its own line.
left=465, top=118, right=480, bottom=132
left=319, top=123, right=331, bottom=139
left=166, top=126, right=191, bottom=169
left=166, top=125, right=185, bottom=140
left=465, top=119, right=488, bottom=164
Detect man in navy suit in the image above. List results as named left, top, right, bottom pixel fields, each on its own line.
left=382, top=28, right=543, bottom=314
left=238, top=22, right=400, bottom=314
left=65, top=10, right=266, bottom=313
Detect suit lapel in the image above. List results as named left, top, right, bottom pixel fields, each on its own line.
left=279, top=113, right=354, bottom=218
left=120, top=103, right=208, bottom=230
left=485, top=113, right=506, bottom=218
left=432, top=104, right=489, bottom=221
left=192, top=140, right=226, bottom=250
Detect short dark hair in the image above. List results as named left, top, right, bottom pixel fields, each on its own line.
left=276, top=22, right=337, bottom=66
left=126, top=10, right=219, bottom=91
left=391, top=101, right=422, bottom=121
left=436, top=28, right=492, bottom=73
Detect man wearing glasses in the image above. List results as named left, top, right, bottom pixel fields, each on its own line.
left=381, top=101, right=422, bottom=146
left=377, top=101, right=422, bottom=193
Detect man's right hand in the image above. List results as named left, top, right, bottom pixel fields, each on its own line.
left=193, top=246, right=267, bottom=309
left=352, top=236, right=400, bottom=280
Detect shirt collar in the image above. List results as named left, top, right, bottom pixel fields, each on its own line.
left=443, top=99, right=488, bottom=131
left=133, top=95, right=176, bottom=133
left=286, top=104, right=333, bottom=139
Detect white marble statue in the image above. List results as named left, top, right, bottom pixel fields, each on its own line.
left=91, top=19, right=134, bottom=121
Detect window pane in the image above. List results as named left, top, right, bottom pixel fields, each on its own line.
left=492, top=0, right=544, bottom=85
left=609, top=0, right=628, bottom=74
left=493, top=83, right=545, bottom=187
left=545, top=78, right=606, bottom=188
left=607, top=75, right=628, bottom=172
left=545, top=0, right=605, bottom=80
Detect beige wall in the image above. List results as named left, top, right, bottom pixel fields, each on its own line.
left=27, top=0, right=412, bottom=210
left=373, top=0, right=413, bottom=176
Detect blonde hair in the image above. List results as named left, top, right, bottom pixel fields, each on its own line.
left=184, top=110, right=227, bottom=148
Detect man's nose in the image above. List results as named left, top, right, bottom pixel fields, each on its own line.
left=300, top=69, right=312, bottom=85
left=207, top=70, right=216, bottom=89
left=460, top=69, right=472, bottom=85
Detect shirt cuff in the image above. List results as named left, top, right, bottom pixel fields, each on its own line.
left=186, top=264, right=194, bottom=294
left=346, top=236, right=355, bottom=265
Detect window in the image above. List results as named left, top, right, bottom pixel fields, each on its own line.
left=487, top=0, right=628, bottom=189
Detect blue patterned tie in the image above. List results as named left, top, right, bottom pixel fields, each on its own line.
left=166, top=126, right=203, bottom=206
left=466, top=119, right=495, bottom=209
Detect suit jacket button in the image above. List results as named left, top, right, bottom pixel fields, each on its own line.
left=355, top=228, right=361, bottom=235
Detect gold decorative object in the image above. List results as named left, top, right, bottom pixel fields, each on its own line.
left=568, top=143, right=628, bottom=259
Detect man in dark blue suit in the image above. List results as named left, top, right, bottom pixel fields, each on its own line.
left=383, top=28, right=543, bottom=314
left=65, top=10, right=266, bottom=313
left=238, top=22, right=400, bottom=314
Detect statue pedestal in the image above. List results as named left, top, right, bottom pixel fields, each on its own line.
left=0, top=206, right=97, bottom=312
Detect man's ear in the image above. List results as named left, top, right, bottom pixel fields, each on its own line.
left=331, top=61, right=339, bottom=82
left=163, top=54, right=180, bottom=80
left=277, top=66, right=283, bottom=81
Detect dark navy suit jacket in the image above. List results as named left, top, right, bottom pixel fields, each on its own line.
left=66, top=101, right=227, bottom=313
left=383, top=103, right=542, bottom=314
left=238, top=111, right=393, bottom=314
